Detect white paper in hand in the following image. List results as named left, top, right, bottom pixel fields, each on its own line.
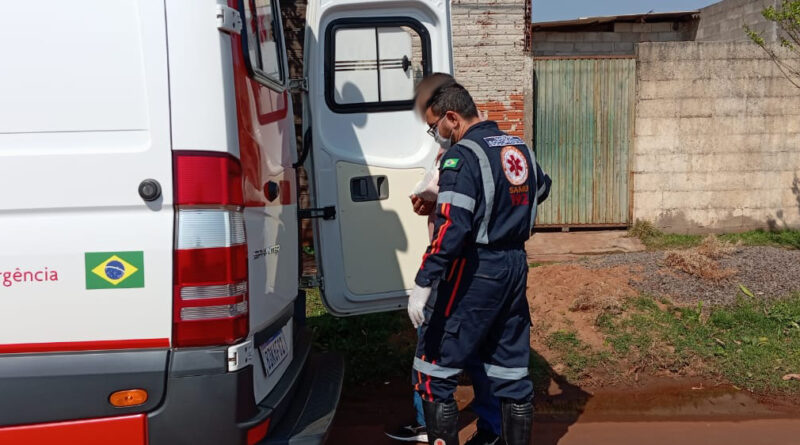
left=411, top=156, right=441, bottom=202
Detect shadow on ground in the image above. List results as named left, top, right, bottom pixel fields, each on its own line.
left=529, top=350, right=592, bottom=445
left=326, top=346, right=591, bottom=445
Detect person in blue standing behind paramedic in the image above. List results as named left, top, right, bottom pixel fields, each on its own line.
left=407, top=81, right=551, bottom=445
left=387, top=73, right=504, bottom=445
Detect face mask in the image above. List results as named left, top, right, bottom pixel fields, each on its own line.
left=434, top=128, right=452, bottom=150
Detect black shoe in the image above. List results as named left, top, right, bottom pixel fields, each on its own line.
left=465, top=428, right=503, bottom=445
left=385, top=422, right=428, bottom=443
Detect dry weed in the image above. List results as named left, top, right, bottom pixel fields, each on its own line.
left=663, top=235, right=738, bottom=281
left=696, top=235, right=737, bottom=259
left=663, top=250, right=737, bottom=281
left=569, top=294, right=623, bottom=313
left=569, top=295, right=593, bottom=312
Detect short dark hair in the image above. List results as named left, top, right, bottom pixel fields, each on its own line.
left=413, top=72, right=455, bottom=115
left=426, top=82, right=479, bottom=119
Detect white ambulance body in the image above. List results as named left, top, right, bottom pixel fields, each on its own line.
left=0, top=0, right=451, bottom=443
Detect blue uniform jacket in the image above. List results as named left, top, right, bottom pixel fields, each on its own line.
left=415, top=121, right=551, bottom=287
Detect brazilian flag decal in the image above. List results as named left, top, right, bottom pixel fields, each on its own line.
left=442, top=158, right=460, bottom=169
left=85, top=251, right=145, bottom=289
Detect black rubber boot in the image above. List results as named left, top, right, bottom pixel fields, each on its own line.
left=422, top=399, right=460, bottom=445
left=501, top=400, right=532, bottom=445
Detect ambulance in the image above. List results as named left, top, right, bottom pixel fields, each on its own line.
left=0, top=0, right=451, bottom=443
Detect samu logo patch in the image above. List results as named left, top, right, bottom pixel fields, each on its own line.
left=501, top=146, right=529, bottom=186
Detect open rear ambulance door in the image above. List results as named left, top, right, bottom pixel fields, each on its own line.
left=304, top=0, right=452, bottom=315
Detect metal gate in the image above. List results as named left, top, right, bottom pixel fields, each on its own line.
left=534, top=57, right=635, bottom=227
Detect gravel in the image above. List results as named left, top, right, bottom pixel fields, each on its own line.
left=581, top=246, right=800, bottom=306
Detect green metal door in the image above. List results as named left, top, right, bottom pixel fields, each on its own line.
left=534, top=57, right=635, bottom=227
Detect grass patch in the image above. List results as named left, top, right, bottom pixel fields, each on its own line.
left=545, top=330, right=609, bottom=381
left=305, top=289, right=415, bottom=386
left=629, top=220, right=800, bottom=251
left=599, top=297, right=700, bottom=373
left=629, top=220, right=702, bottom=250
left=719, top=229, right=800, bottom=249
left=598, top=294, right=800, bottom=393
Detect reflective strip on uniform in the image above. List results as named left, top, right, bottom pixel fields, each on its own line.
left=438, top=191, right=476, bottom=213
left=523, top=144, right=539, bottom=233
left=456, top=139, right=494, bottom=244
left=413, top=357, right=462, bottom=378
left=484, top=363, right=529, bottom=380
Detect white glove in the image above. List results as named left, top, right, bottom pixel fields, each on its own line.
left=407, top=285, right=432, bottom=328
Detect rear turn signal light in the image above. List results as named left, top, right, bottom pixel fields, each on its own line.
left=173, top=152, right=249, bottom=347
left=109, top=389, right=148, bottom=407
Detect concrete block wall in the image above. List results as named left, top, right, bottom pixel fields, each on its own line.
left=531, top=22, right=697, bottom=57
left=696, top=0, right=778, bottom=42
left=451, top=0, right=528, bottom=138
left=634, top=42, right=800, bottom=233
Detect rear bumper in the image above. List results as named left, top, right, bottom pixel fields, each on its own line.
left=148, top=327, right=343, bottom=445
left=262, top=352, right=344, bottom=445
left=0, top=325, right=343, bottom=445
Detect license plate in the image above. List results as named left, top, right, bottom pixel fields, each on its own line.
left=260, top=330, right=289, bottom=376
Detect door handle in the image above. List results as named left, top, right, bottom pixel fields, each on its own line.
left=350, top=176, right=388, bottom=202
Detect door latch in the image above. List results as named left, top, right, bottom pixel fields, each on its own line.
left=289, top=77, right=309, bottom=93
left=216, top=5, right=242, bottom=34
left=300, top=275, right=323, bottom=289
left=298, top=206, right=336, bottom=220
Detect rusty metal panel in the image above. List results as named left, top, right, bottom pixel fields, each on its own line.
left=533, top=57, right=635, bottom=226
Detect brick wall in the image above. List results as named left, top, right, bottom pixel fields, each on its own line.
left=280, top=0, right=313, bottom=261
left=451, top=0, right=528, bottom=139
left=634, top=42, right=800, bottom=233
left=696, top=0, right=778, bottom=42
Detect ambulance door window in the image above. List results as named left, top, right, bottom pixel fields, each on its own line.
left=326, top=19, right=430, bottom=112
left=242, top=0, right=285, bottom=87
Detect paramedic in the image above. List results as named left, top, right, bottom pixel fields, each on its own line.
left=407, top=82, right=551, bottom=445
left=387, top=73, right=503, bottom=445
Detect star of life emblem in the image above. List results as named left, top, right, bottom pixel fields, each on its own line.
left=501, top=146, right=528, bottom=186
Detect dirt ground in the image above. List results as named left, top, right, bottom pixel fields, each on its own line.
left=327, top=239, right=800, bottom=444
left=528, top=241, right=800, bottom=365
left=328, top=376, right=800, bottom=445
left=528, top=263, right=638, bottom=352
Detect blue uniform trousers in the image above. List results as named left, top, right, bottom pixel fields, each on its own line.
left=412, top=247, right=532, bottom=405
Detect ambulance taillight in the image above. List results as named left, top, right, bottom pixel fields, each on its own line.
left=172, top=152, right=249, bottom=347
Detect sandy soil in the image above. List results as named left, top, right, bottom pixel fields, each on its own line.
left=527, top=263, right=638, bottom=351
